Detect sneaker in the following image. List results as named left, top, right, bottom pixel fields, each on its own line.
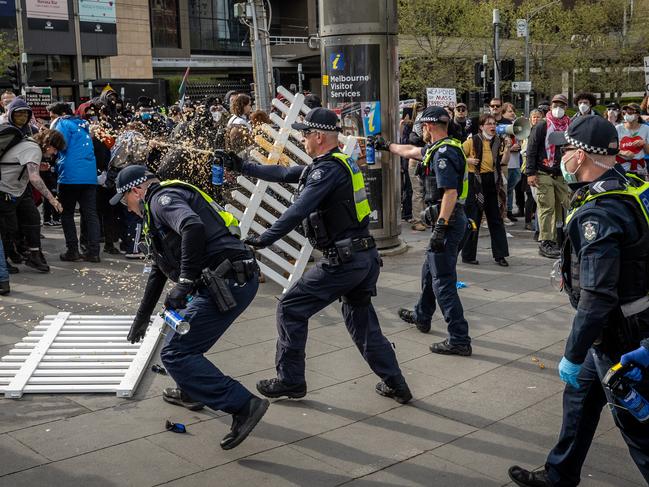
left=82, top=253, right=101, bottom=263
left=495, top=257, right=509, bottom=267
left=43, top=219, right=54, bottom=227
left=51, top=219, right=62, bottom=227
left=398, top=308, right=431, bottom=333
left=24, top=250, right=50, bottom=273
left=0, top=281, right=9, bottom=295
left=60, top=250, right=83, bottom=262
left=508, top=466, right=552, bottom=487
left=6, top=260, right=19, bottom=274
left=503, top=217, right=514, bottom=226
left=507, top=211, right=518, bottom=222
left=462, top=258, right=479, bottom=265
left=6, top=248, right=23, bottom=265
left=539, top=241, right=560, bottom=259
left=103, top=246, right=121, bottom=255
left=430, top=339, right=472, bottom=356
left=162, top=387, right=205, bottom=411
left=256, top=378, right=307, bottom=399
left=411, top=222, right=427, bottom=232
left=220, top=396, right=269, bottom=450
left=125, top=252, right=145, bottom=260
left=375, top=377, right=413, bottom=404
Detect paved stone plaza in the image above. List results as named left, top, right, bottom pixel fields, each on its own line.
left=0, top=222, right=643, bottom=486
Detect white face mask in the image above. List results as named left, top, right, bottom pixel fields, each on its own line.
left=551, top=107, right=565, bottom=118
left=482, top=130, right=494, bottom=140
left=578, top=103, right=590, bottom=114
left=624, top=113, right=637, bottom=123
left=211, top=111, right=222, bottom=122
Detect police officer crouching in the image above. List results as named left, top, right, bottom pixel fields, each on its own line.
left=110, top=165, right=269, bottom=451
left=509, top=116, right=649, bottom=485
left=218, top=107, right=413, bottom=404
left=375, top=106, right=472, bottom=356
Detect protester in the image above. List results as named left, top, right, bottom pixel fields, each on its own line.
left=570, top=92, right=598, bottom=121
left=615, top=102, right=649, bottom=177
left=605, top=101, right=622, bottom=125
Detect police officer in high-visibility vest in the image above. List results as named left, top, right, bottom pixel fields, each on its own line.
left=219, top=107, right=412, bottom=404
left=375, top=106, right=472, bottom=356
left=109, top=165, right=269, bottom=451
left=509, top=116, right=649, bottom=486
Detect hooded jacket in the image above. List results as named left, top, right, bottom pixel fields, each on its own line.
left=50, top=116, right=97, bottom=185
left=7, top=98, right=37, bottom=136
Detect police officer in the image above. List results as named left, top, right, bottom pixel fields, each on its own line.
left=509, top=116, right=649, bottom=486
left=109, top=165, right=269, bottom=451
left=375, top=106, right=472, bottom=356
left=218, top=107, right=412, bottom=404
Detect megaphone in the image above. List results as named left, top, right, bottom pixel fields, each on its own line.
left=496, top=117, right=531, bottom=139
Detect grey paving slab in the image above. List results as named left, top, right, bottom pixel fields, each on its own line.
left=474, top=290, right=566, bottom=321
left=0, top=433, right=49, bottom=476
left=0, top=395, right=90, bottom=435
left=584, top=426, right=647, bottom=486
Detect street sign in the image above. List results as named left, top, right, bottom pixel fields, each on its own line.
left=512, top=81, right=532, bottom=93
left=644, top=56, right=649, bottom=95
left=516, top=19, right=528, bottom=38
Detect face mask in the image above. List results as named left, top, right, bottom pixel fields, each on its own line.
left=211, top=111, right=222, bottom=122
left=560, top=151, right=580, bottom=184
left=89, top=116, right=98, bottom=122
left=624, top=114, right=637, bottom=123
left=482, top=130, right=494, bottom=140
left=578, top=103, right=590, bottom=114
left=551, top=107, right=565, bottom=118
left=140, top=113, right=152, bottom=121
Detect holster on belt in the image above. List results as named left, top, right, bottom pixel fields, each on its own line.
left=201, top=259, right=238, bottom=313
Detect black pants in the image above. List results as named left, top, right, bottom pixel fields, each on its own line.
left=58, top=184, right=100, bottom=256
left=41, top=170, right=60, bottom=223
left=461, top=172, right=509, bottom=261
left=401, top=158, right=413, bottom=220
left=0, top=188, right=41, bottom=253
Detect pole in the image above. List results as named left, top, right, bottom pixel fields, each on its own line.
left=297, top=63, right=303, bottom=93
left=524, top=18, right=530, bottom=116
left=493, top=9, right=500, bottom=99
left=14, top=0, right=26, bottom=94
left=72, top=0, right=85, bottom=100
left=248, top=0, right=273, bottom=112
left=482, top=54, right=488, bottom=93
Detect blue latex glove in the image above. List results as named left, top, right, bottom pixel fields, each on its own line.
left=559, top=356, right=582, bottom=389
left=620, top=345, right=649, bottom=382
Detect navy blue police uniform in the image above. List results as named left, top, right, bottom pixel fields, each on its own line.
left=509, top=117, right=649, bottom=486
left=222, top=107, right=412, bottom=403
left=110, top=166, right=268, bottom=450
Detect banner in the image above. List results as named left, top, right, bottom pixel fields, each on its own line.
left=24, top=86, right=52, bottom=121
left=26, top=0, right=69, bottom=31
left=426, top=88, right=456, bottom=108
left=79, top=0, right=117, bottom=34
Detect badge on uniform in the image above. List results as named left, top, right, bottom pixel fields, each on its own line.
left=159, top=195, right=171, bottom=206
left=437, top=159, right=447, bottom=169
left=311, top=169, right=323, bottom=181
left=439, top=146, right=447, bottom=153
left=582, top=221, right=599, bottom=241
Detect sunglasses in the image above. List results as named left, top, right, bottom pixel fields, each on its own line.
left=455, top=107, right=466, bottom=112
left=490, top=105, right=501, bottom=108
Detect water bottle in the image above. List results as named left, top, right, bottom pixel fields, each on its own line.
left=619, top=387, right=649, bottom=423
left=162, top=309, right=191, bottom=335
left=211, top=161, right=224, bottom=186
left=550, top=259, right=563, bottom=292
left=365, top=137, right=376, bottom=165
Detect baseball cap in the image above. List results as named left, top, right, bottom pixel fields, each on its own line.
left=291, top=107, right=341, bottom=132
left=622, top=102, right=641, bottom=112
left=548, top=115, right=619, bottom=155
left=606, top=101, right=620, bottom=110
left=109, top=165, right=157, bottom=205
left=419, top=106, right=450, bottom=123
left=551, top=94, right=568, bottom=105
left=455, top=102, right=467, bottom=109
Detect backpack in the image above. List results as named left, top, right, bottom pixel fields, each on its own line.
left=0, top=124, right=27, bottom=182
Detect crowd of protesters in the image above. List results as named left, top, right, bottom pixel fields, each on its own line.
left=399, top=92, right=649, bottom=263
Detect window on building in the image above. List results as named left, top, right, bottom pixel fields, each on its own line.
left=83, top=57, right=110, bottom=80
left=150, top=0, right=180, bottom=48
left=188, top=0, right=247, bottom=54
left=27, top=55, right=74, bottom=82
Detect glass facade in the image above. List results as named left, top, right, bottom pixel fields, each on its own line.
left=27, top=55, right=74, bottom=82
left=188, top=0, right=248, bottom=54
left=150, top=0, right=181, bottom=48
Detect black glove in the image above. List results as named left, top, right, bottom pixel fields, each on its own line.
left=429, top=222, right=448, bottom=253
left=243, top=235, right=267, bottom=249
left=373, top=135, right=392, bottom=151
left=164, top=282, right=194, bottom=310
left=127, top=314, right=151, bottom=344
left=215, top=149, right=244, bottom=172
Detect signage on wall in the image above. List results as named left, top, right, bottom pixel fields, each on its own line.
left=26, top=0, right=69, bottom=31
left=79, top=0, right=117, bottom=34
left=0, top=0, right=16, bottom=28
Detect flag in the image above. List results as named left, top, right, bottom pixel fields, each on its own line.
left=178, top=67, right=190, bottom=109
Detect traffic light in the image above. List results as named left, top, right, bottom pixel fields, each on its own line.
left=4, top=63, right=20, bottom=91
left=474, top=62, right=483, bottom=87
left=501, top=59, right=516, bottom=81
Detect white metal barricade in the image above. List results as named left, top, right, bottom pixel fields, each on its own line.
left=226, top=86, right=358, bottom=292
left=0, top=313, right=162, bottom=399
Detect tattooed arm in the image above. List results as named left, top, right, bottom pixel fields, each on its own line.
left=27, top=162, right=63, bottom=213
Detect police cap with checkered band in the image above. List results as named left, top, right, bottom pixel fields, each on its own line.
left=548, top=115, right=619, bottom=156
left=109, top=165, right=157, bottom=205
left=291, top=107, right=341, bottom=132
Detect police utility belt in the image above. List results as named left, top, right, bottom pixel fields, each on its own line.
left=322, top=236, right=375, bottom=267
left=199, top=257, right=258, bottom=313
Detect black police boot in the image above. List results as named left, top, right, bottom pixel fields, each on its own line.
left=81, top=253, right=101, bottom=263
left=508, top=466, right=552, bottom=487
left=0, top=281, right=9, bottom=295
left=5, top=247, right=23, bottom=265
left=162, top=387, right=205, bottom=411
left=430, top=339, right=472, bottom=357
left=256, top=378, right=307, bottom=399
left=538, top=241, right=560, bottom=259
left=6, top=260, right=19, bottom=274
left=220, top=396, right=269, bottom=450
left=375, top=376, right=413, bottom=404
left=60, top=249, right=83, bottom=262
left=398, top=308, right=431, bottom=333
left=24, top=250, right=50, bottom=273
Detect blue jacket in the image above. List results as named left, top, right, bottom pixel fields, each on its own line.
left=51, top=116, right=97, bottom=185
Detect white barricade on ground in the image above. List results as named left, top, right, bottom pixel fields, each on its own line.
left=226, top=86, right=358, bottom=292
left=0, top=313, right=162, bottom=398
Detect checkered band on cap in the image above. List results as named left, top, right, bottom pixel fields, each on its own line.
left=565, top=133, right=612, bottom=155
left=117, top=175, right=149, bottom=194
left=419, top=115, right=448, bottom=123
left=302, top=120, right=340, bottom=131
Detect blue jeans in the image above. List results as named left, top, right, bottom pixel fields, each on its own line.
left=545, top=346, right=649, bottom=486
left=414, top=209, right=471, bottom=346
left=0, top=238, right=8, bottom=282
left=161, top=275, right=259, bottom=414
left=507, top=168, right=522, bottom=212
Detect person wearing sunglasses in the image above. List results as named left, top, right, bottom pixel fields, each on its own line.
left=453, top=102, right=471, bottom=140
left=489, top=97, right=510, bottom=126
left=509, top=115, right=649, bottom=487
left=615, top=102, right=649, bottom=177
